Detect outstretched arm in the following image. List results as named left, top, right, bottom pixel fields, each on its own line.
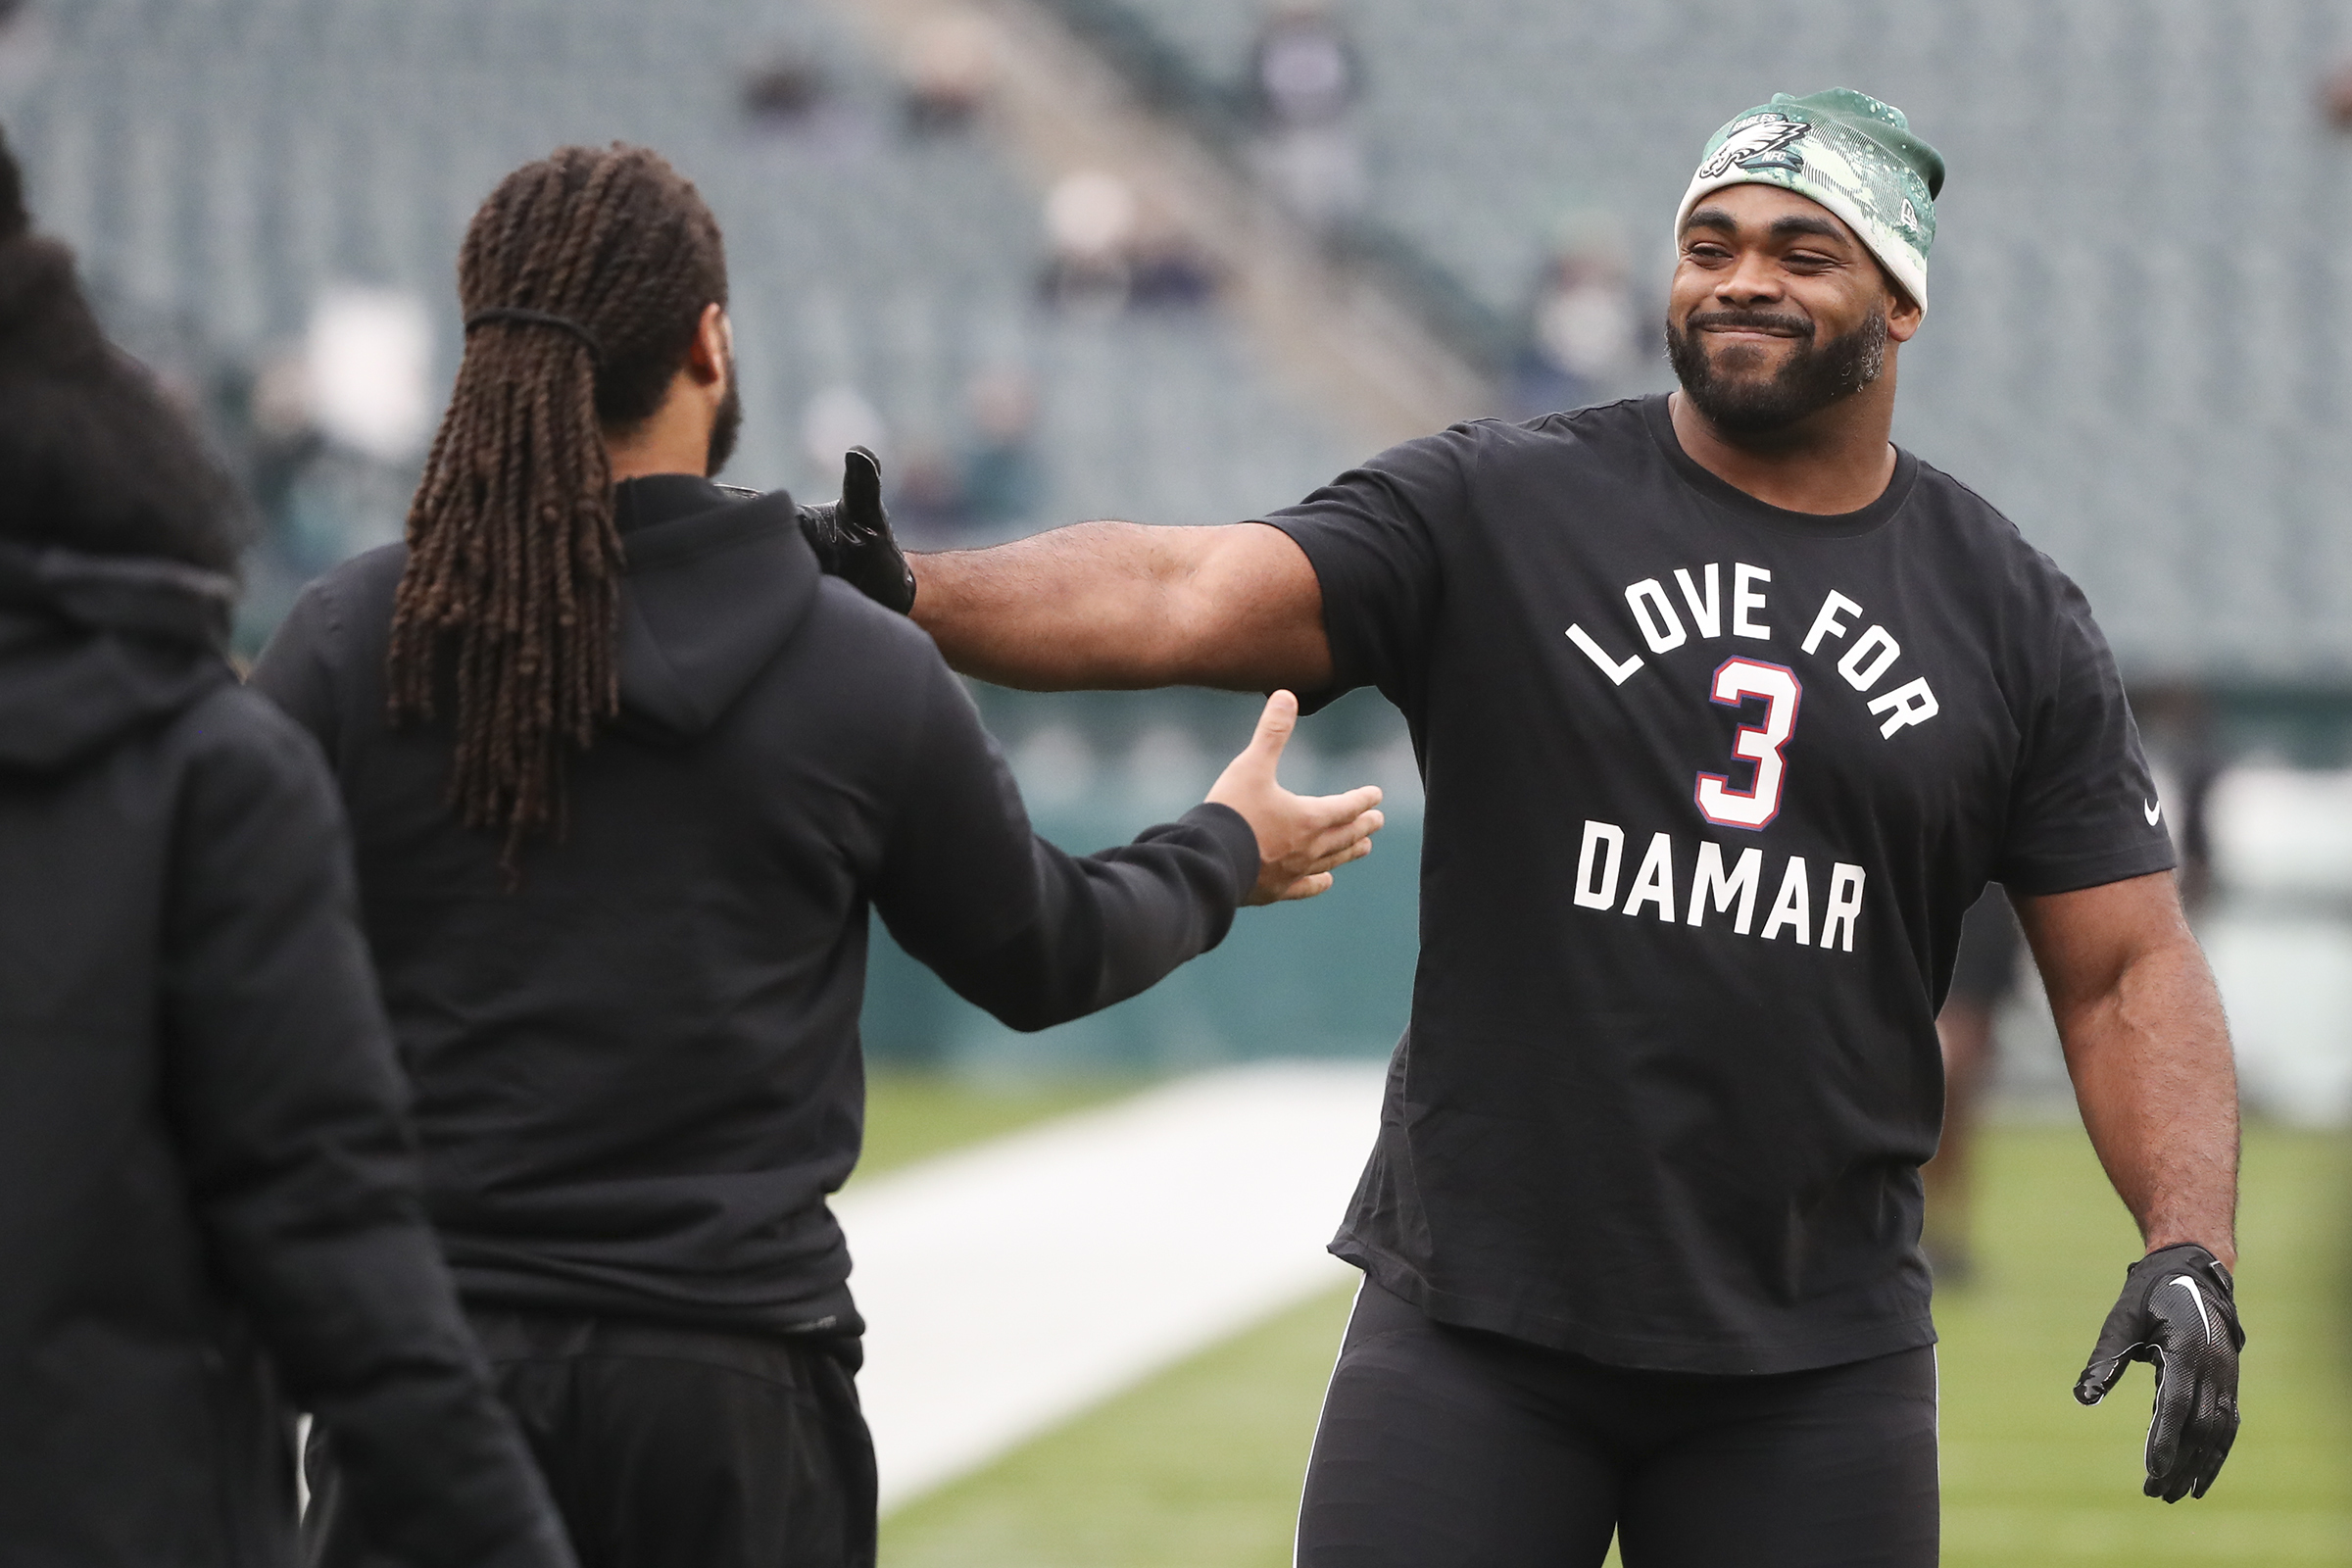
left=2014, top=870, right=2238, bottom=1264
left=2020, top=870, right=2244, bottom=1503
left=911, top=520, right=1332, bottom=694
left=872, top=661, right=1380, bottom=1033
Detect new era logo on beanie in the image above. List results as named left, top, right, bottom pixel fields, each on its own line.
left=1675, top=88, right=1945, bottom=310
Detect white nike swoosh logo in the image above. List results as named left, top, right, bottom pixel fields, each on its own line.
left=2172, top=1276, right=2215, bottom=1345
left=2144, top=799, right=2163, bottom=826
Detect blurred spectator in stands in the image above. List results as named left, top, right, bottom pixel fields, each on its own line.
left=901, top=16, right=998, bottom=137
left=743, top=48, right=832, bottom=130
left=1921, top=888, right=2022, bottom=1287
left=961, top=367, right=1043, bottom=529
left=1127, top=219, right=1218, bottom=310
left=2134, top=683, right=2223, bottom=918
left=309, top=285, right=433, bottom=466
left=229, top=348, right=348, bottom=586
left=238, top=288, right=430, bottom=580
left=242, top=348, right=325, bottom=531
left=210, top=314, right=416, bottom=644
left=1247, top=0, right=1366, bottom=231
left=1510, top=217, right=1643, bottom=418
left=878, top=370, right=1046, bottom=546
left=1039, top=170, right=1137, bottom=313
left=1038, top=172, right=1214, bottom=314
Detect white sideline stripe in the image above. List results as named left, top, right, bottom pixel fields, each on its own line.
left=834, top=1060, right=1387, bottom=1514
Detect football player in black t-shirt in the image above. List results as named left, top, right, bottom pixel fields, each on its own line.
left=878, top=87, right=2245, bottom=1564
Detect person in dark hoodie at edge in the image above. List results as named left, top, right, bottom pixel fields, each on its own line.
left=0, top=136, right=578, bottom=1568
left=250, top=144, right=1386, bottom=1568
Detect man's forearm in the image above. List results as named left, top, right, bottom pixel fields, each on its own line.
left=2056, top=933, right=2239, bottom=1266
left=909, top=520, right=1331, bottom=694
left=911, top=522, right=1195, bottom=690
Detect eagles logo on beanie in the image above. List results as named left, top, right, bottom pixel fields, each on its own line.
left=1675, top=87, right=1945, bottom=311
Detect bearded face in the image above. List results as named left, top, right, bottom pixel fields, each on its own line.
left=1664, top=300, right=1888, bottom=438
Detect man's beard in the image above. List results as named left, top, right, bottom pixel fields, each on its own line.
left=1665, top=305, right=1887, bottom=437
left=707, top=349, right=744, bottom=474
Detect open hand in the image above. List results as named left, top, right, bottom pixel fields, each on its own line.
left=1206, top=691, right=1384, bottom=906
left=2075, top=1243, right=2243, bottom=1501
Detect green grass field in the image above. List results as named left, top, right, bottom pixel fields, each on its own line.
left=857, top=1072, right=1133, bottom=1180
left=1936, top=1124, right=2350, bottom=1565
left=870, top=1096, right=2350, bottom=1567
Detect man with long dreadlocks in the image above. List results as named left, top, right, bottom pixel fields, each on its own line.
left=251, top=143, right=1385, bottom=1568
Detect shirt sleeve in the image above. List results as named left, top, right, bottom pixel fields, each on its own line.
left=1259, top=425, right=1472, bottom=710
left=869, top=656, right=1260, bottom=1031
left=163, top=695, right=574, bottom=1568
left=1994, top=577, right=2179, bottom=896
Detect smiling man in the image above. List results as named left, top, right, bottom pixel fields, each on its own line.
left=870, top=89, right=2243, bottom=1564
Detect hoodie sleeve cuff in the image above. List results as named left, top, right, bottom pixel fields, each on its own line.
left=1177, top=803, right=1261, bottom=906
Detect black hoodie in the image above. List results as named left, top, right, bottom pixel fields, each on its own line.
left=249, top=476, right=1258, bottom=1336
left=0, top=540, right=571, bottom=1567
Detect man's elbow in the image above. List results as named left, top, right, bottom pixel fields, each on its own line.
left=946, top=961, right=1084, bottom=1032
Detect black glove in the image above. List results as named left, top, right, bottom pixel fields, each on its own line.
left=796, top=446, right=915, bottom=614
left=2074, top=1243, right=2243, bottom=1501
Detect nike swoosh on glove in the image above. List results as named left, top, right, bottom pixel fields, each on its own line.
left=2074, top=1242, right=2243, bottom=1501
left=797, top=446, right=916, bottom=613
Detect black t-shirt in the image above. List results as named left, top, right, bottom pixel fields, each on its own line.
left=1265, top=395, right=2174, bottom=1374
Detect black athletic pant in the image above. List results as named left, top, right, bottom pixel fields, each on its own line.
left=1297, top=1279, right=1938, bottom=1568
left=307, top=1310, right=875, bottom=1568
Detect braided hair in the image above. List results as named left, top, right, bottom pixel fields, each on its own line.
left=389, top=144, right=727, bottom=872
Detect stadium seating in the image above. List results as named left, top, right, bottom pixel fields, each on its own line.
left=1080, top=0, right=2352, bottom=683
left=46, top=0, right=2352, bottom=678
left=0, top=0, right=1359, bottom=537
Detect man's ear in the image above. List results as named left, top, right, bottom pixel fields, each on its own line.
left=1885, top=281, right=1924, bottom=344
left=685, top=303, right=729, bottom=386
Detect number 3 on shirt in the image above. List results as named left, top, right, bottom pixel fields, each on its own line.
left=1694, top=659, right=1801, bottom=830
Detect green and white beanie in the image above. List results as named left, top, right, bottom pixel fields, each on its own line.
left=1674, top=88, right=1945, bottom=310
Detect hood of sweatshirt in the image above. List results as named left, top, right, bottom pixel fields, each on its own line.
left=0, top=538, right=236, bottom=773
left=611, top=475, right=820, bottom=743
